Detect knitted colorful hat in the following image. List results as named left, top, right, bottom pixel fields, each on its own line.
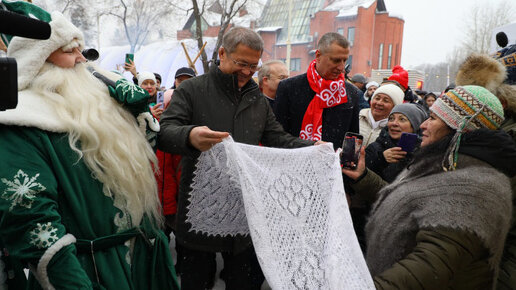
left=387, top=65, right=409, bottom=89
left=4, top=1, right=84, bottom=90
left=430, top=85, right=505, bottom=131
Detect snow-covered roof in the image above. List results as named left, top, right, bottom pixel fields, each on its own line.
left=387, top=12, right=404, bottom=21
left=323, top=0, right=375, bottom=16
left=256, top=26, right=283, bottom=32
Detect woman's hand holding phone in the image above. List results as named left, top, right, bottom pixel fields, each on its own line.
left=383, top=147, right=407, bottom=163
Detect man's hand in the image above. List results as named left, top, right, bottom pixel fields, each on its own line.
left=189, top=126, right=230, bottom=152
left=314, top=140, right=327, bottom=146
left=382, top=147, right=407, bottom=163
left=342, top=146, right=366, bottom=180
left=150, top=103, right=164, bottom=120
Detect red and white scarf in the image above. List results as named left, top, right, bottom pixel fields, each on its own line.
left=300, top=59, right=348, bottom=141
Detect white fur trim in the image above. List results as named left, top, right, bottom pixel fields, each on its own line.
left=0, top=90, right=67, bottom=132
left=137, top=112, right=160, bottom=133
left=7, top=12, right=85, bottom=90
left=35, top=234, right=76, bottom=290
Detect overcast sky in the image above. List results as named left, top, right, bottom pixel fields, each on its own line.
left=385, top=0, right=516, bottom=68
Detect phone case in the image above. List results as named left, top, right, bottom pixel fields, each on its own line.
left=397, top=133, right=418, bottom=152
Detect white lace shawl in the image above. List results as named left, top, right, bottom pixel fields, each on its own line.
left=187, top=137, right=374, bottom=289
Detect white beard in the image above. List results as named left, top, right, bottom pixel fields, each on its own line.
left=27, top=62, right=162, bottom=227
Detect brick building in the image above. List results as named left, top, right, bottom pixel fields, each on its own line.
left=176, top=0, right=404, bottom=78
left=258, top=0, right=404, bottom=77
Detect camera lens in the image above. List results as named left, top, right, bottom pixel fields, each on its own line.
left=82, top=48, right=99, bottom=61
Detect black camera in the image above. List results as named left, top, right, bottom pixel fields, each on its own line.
left=0, top=57, right=17, bottom=111
left=82, top=48, right=99, bottom=61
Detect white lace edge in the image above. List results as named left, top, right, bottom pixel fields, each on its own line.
left=33, top=234, right=76, bottom=290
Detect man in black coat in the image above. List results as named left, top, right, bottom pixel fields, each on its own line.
left=274, top=32, right=360, bottom=151
left=158, top=27, right=315, bottom=290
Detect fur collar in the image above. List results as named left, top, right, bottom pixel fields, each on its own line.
left=0, top=90, right=67, bottom=132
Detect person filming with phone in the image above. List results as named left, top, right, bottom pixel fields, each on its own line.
left=342, top=85, right=516, bottom=289
left=365, top=103, right=427, bottom=183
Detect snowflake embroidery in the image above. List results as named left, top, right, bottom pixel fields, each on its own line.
left=1, top=170, right=46, bottom=211
left=29, top=222, right=59, bottom=249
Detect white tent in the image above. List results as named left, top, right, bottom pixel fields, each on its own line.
left=96, top=38, right=218, bottom=88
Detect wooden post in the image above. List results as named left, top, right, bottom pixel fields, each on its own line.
left=192, top=41, right=207, bottom=64
left=181, top=42, right=197, bottom=75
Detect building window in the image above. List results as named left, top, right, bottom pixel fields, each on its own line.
left=378, top=43, right=384, bottom=69
left=347, top=27, right=355, bottom=47
left=290, top=58, right=301, bottom=71
left=337, top=28, right=344, bottom=35
left=387, top=44, right=392, bottom=69
left=347, top=55, right=353, bottom=71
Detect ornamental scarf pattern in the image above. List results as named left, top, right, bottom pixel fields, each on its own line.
left=300, top=59, right=348, bottom=141
left=186, top=137, right=374, bottom=289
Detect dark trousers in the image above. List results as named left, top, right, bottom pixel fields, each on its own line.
left=179, top=245, right=264, bottom=290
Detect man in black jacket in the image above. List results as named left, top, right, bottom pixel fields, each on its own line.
left=273, top=32, right=360, bottom=150
left=158, top=27, right=315, bottom=290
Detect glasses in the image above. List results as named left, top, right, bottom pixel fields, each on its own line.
left=227, top=54, right=261, bottom=72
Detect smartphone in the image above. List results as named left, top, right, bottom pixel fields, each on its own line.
left=340, top=132, right=364, bottom=169
left=125, top=53, right=134, bottom=65
left=156, top=91, right=164, bottom=108
left=397, top=132, right=418, bottom=152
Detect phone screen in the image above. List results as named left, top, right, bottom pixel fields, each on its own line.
left=341, top=133, right=363, bottom=169
left=156, top=91, right=164, bottom=108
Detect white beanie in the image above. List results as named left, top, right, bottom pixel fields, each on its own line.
left=372, top=84, right=404, bottom=106
left=366, top=81, right=379, bottom=90
left=137, top=71, right=156, bottom=86
left=7, top=11, right=85, bottom=90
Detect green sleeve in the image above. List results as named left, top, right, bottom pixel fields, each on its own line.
left=0, top=127, right=92, bottom=289
left=109, top=77, right=150, bottom=117
left=373, top=228, right=488, bottom=289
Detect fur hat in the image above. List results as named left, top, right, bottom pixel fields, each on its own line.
left=455, top=53, right=516, bottom=117
left=456, top=53, right=506, bottom=92
left=387, top=65, right=409, bottom=89
left=372, top=84, right=404, bottom=107
left=5, top=2, right=84, bottom=90
left=430, top=85, right=504, bottom=131
left=137, top=71, right=156, bottom=86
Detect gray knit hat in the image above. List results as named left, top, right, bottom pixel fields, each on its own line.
left=389, top=103, right=428, bottom=134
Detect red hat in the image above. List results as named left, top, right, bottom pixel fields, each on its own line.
left=388, top=65, right=409, bottom=89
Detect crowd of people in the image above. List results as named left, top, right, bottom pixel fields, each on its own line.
left=0, top=1, right=516, bottom=289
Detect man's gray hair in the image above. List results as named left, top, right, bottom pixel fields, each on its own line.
left=222, top=27, right=264, bottom=54
left=317, top=32, right=349, bottom=54
left=258, top=60, right=286, bottom=87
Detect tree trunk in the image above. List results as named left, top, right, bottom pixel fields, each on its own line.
left=192, top=0, right=209, bottom=73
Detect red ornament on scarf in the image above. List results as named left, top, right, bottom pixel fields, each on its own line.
left=300, top=59, right=348, bottom=141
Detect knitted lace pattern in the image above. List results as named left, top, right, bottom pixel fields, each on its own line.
left=187, top=137, right=374, bottom=289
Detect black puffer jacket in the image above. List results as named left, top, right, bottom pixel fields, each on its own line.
left=365, top=127, right=420, bottom=183
left=158, top=64, right=313, bottom=253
